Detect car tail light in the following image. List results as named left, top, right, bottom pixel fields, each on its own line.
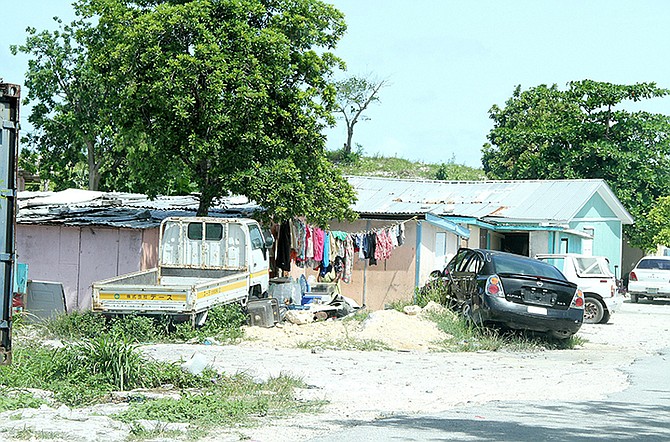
left=629, top=271, right=637, bottom=282
left=571, top=289, right=584, bottom=309
left=486, top=275, right=505, bottom=298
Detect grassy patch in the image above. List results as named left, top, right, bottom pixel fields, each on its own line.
left=427, top=309, right=583, bottom=352
left=0, top=388, right=46, bottom=412
left=11, top=427, right=66, bottom=440
left=116, top=373, right=324, bottom=432
left=38, top=304, right=246, bottom=345
left=296, top=338, right=391, bottom=351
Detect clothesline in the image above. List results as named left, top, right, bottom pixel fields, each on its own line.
left=333, top=216, right=417, bottom=236
left=274, top=217, right=409, bottom=284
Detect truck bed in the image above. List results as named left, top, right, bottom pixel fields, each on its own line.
left=92, top=268, right=250, bottom=315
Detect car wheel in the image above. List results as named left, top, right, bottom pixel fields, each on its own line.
left=599, top=309, right=611, bottom=324
left=583, top=297, right=604, bottom=324
left=630, top=293, right=639, bottom=303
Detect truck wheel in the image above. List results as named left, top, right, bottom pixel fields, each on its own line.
left=599, top=309, right=611, bottom=324
left=630, top=293, right=639, bottom=303
left=583, top=297, right=604, bottom=324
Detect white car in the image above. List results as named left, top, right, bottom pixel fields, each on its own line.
left=535, top=254, right=622, bottom=324
left=627, top=256, right=670, bottom=303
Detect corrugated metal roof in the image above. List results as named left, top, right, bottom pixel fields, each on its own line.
left=17, top=190, right=258, bottom=228
left=346, top=176, right=634, bottom=225
left=17, top=176, right=634, bottom=228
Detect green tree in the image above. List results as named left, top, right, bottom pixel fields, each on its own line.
left=647, top=195, right=670, bottom=252
left=334, top=75, right=387, bottom=155
left=482, top=80, right=670, bottom=249
left=78, top=0, right=356, bottom=224
left=11, top=19, right=111, bottom=191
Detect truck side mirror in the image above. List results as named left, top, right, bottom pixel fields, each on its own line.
left=263, top=232, right=275, bottom=249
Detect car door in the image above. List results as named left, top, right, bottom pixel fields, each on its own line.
left=448, top=249, right=481, bottom=305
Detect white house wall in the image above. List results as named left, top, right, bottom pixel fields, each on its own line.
left=529, top=231, right=549, bottom=257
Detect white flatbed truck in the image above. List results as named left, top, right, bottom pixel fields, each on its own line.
left=92, top=216, right=273, bottom=324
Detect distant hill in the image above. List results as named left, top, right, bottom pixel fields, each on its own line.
left=331, top=153, right=487, bottom=181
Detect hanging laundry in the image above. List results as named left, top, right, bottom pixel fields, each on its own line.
left=342, top=235, right=354, bottom=283
left=367, top=232, right=377, bottom=265
left=313, top=227, right=325, bottom=262
left=305, top=225, right=314, bottom=260
left=397, top=223, right=405, bottom=246
left=323, top=231, right=331, bottom=267
left=276, top=220, right=292, bottom=272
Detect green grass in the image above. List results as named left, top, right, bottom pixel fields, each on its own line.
left=10, top=427, right=66, bottom=440
left=39, top=304, right=246, bottom=345
left=296, top=338, right=391, bottom=351
left=115, top=373, right=325, bottom=432
left=330, top=152, right=486, bottom=181
left=426, top=309, right=583, bottom=352
left=0, top=388, right=46, bottom=412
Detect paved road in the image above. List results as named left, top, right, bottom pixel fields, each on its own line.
left=308, top=301, right=670, bottom=441
left=309, top=348, right=670, bottom=441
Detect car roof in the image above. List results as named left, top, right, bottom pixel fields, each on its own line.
left=639, top=255, right=670, bottom=261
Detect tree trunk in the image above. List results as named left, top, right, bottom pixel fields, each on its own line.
left=86, top=139, right=100, bottom=190
left=197, top=194, right=211, bottom=217
left=344, top=125, right=354, bottom=155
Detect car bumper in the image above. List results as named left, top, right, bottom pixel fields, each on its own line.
left=481, top=295, right=583, bottom=334
left=628, top=281, right=670, bottom=297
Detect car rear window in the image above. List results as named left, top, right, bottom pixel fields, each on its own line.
left=493, top=255, right=566, bottom=280
left=637, top=259, right=670, bottom=270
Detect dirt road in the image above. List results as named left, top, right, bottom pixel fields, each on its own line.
left=1, top=300, right=668, bottom=441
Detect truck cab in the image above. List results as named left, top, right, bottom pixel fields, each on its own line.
left=159, top=217, right=272, bottom=297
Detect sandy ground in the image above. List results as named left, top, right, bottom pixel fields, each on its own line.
left=0, top=299, right=668, bottom=441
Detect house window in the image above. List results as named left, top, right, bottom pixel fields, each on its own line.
left=560, top=238, right=569, bottom=254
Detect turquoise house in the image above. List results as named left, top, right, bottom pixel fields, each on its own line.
left=347, top=177, right=634, bottom=276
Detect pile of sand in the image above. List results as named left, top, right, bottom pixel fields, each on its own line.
left=241, top=304, right=449, bottom=352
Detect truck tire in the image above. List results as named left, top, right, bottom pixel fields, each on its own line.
left=630, top=293, right=639, bottom=303
left=583, top=296, right=604, bottom=324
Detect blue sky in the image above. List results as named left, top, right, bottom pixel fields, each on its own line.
left=3, top=1, right=670, bottom=167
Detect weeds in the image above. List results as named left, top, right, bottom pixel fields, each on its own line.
left=115, top=373, right=324, bottom=431
left=0, top=388, right=46, bottom=412
left=426, top=309, right=582, bottom=352
left=296, top=338, right=391, bottom=351
left=38, top=304, right=246, bottom=344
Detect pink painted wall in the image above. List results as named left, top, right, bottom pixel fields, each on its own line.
left=16, top=224, right=158, bottom=311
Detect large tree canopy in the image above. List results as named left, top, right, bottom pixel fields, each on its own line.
left=482, top=80, right=670, bottom=250
left=73, top=0, right=356, bottom=224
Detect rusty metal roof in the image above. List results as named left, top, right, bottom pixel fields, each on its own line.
left=17, top=189, right=257, bottom=228
left=346, top=176, right=634, bottom=225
